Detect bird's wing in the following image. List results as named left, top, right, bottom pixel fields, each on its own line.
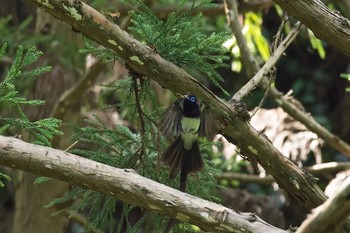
left=199, top=102, right=218, bottom=140
left=159, top=99, right=183, bottom=140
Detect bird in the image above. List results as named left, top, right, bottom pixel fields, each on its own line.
left=159, top=94, right=217, bottom=192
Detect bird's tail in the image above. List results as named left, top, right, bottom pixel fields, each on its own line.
left=180, top=140, right=202, bottom=191
left=161, top=136, right=185, bottom=180
left=161, top=136, right=203, bottom=191
left=162, top=139, right=203, bottom=233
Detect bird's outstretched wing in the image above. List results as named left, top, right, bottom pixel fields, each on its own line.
left=198, top=102, right=218, bottom=140
left=158, top=99, right=183, bottom=140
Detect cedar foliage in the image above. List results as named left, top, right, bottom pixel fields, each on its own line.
left=35, top=1, right=226, bottom=232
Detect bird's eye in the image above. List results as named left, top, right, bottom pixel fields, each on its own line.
left=190, top=96, right=196, bottom=102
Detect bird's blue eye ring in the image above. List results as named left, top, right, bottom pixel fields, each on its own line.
left=189, top=96, right=196, bottom=102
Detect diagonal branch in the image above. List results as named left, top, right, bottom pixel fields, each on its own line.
left=25, top=0, right=328, bottom=212
left=0, top=135, right=287, bottom=233
left=224, top=0, right=350, bottom=158
left=296, top=176, right=350, bottom=233
left=273, top=0, right=350, bottom=56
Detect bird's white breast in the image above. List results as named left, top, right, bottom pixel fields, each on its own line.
left=181, top=117, right=200, bottom=150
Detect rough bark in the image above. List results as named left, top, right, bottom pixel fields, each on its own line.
left=296, top=176, right=350, bottom=233
left=272, top=0, right=350, bottom=56
left=0, top=135, right=287, bottom=233
left=9, top=6, right=70, bottom=233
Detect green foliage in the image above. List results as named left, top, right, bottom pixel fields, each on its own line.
left=223, top=12, right=270, bottom=72
left=48, top=75, right=219, bottom=232
left=0, top=16, right=50, bottom=54
left=126, top=0, right=229, bottom=94
left=0, top=43, right=62, bottom=146
left=0, top=171, right=11, bottom=188
left=308, top=29, right=326, bottom=59
left=80, top=42, right=119, bottom=63
left=341, top=73, right=350, bottom=92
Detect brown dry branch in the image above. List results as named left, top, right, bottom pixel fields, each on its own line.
left=25, top=0, right=329, bottom=212
left=296, top=176, right=350, bottom=233
left=273, top=0, right=350, bottom=56
left=218, top=162, right=350, bottom=185
left=307, top=162, right=350, bottom=175
left=219, top=172, right=275, bottom=185
left=223, top=0, right=260, bottom=78
left=232, top=22, right=302, bottom=101
left=0, top=135, right=287, bottom=233
left=224, top=0, right=350, bottom=158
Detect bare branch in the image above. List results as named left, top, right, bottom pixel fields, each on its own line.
left=273, top=0, right=350, bottom=56
left=0, top=135, right=287, bottom=233
left=218, top=162, right=350, bottom=185
left=223, top=0, right=260, bottom=77
left=232, top=21, right=302, bottom=101
left=296, top=176, right=350, bottom=233
left=223, top=0, right=350, bottom=158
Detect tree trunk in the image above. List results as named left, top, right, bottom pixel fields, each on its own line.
left=10, top=6, right=80, bottom=233
left=12, top=173, right=68, bottom=233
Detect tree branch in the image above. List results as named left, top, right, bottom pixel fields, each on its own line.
left=0, top=135, right=287, bottom=233
left=218, top=162, right=350, bottom=185
left=25, top=0, right=328, bottom=212
left=232, top=21, right=302, bottom=101
left=116, top=1, right=273, bottom=18
left=272, top=0, right=350, bottom=56
left=224, top=0, right=350, bottom=158
left=296, top=176, right=350, bottom=233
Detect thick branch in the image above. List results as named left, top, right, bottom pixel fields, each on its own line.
left=0, top=135, right=286, bottom=233
left=272, top=0, right=350, bottom=56
left=296, top=176, right=350, bottom=233
left=25, top=0, right=328, bottom=211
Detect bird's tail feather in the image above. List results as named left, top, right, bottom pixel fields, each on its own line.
left=162, top=137, right=203, bottom=191
left=161, top=136, right=184, bottom=179
left=180, top=141, right=203, bottom=192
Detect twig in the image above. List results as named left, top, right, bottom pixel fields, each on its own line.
left=272, top=0, right=350, bottom=56
left=132, top=76, right=146, bottom=136
left=296, top=176, right=350, bottom=233
left=131, top=72, right=146, bottom=162
left=232, top=21, right=302, bottom=101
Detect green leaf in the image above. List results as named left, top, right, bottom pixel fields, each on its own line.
left=308, top=29, right=326, bottom=59
left=0, top=44, right=62, bottom=145
left=34, top=176, right=53, bottom=184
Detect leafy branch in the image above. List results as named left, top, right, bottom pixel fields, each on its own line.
left=0, top=43, right=62, bottom=146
